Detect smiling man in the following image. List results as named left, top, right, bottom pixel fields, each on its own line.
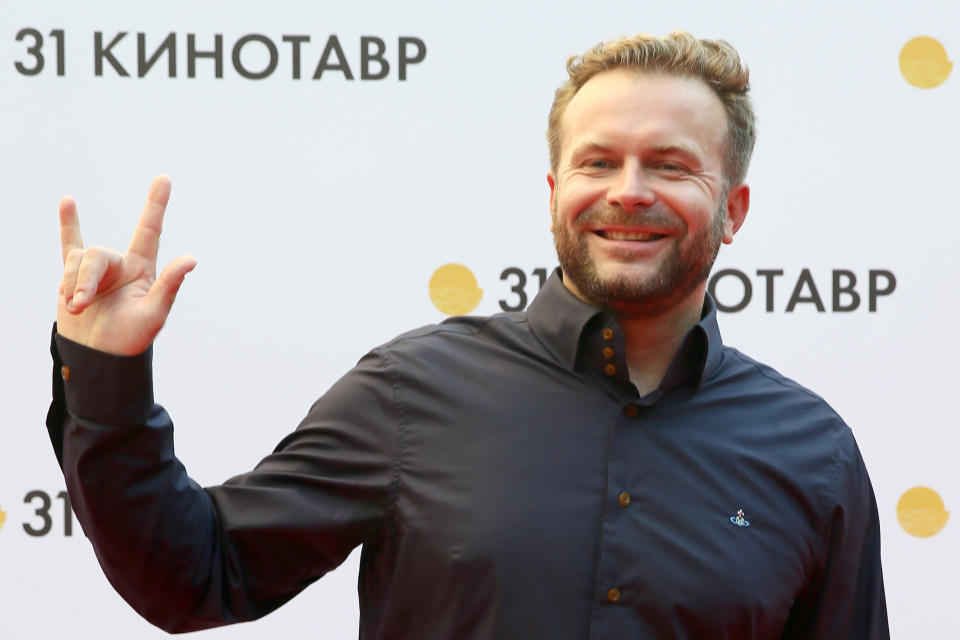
left=550, top=72, right=734, bottom=309
left=548, top=66, right=748, bottom=395
left=48, top=32, right=888, bottom=639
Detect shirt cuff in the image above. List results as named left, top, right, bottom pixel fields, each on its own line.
left=52, top=324, right=155, bottom=425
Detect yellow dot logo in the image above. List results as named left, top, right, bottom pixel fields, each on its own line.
left=900, top=36, right=952, bottom=88
left=0, top=503, right=6, bottom=531
left=429, top=264, right=483, bottom=315
left=897, top=486, right=949, bottom=537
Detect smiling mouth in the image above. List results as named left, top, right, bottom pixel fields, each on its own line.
left=594, top=230, right=666, bottom=241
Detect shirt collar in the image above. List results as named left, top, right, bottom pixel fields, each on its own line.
left=527, top=268, right=724, bottom=389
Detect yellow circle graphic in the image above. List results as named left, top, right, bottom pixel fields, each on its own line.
left=897, top=486, right=949, bottom=537
left=429, top=264, right=483, bottom=315
left=899, top=36, right=952, bottom=88
left=0, top=503, right=6, bottom=531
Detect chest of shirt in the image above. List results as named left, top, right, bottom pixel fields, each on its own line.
left=379, top=358, right=832, bottom=636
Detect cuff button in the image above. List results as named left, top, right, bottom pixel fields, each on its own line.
left=60, top=365, right=70, bottom=381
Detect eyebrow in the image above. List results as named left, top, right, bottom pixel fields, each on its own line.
left=647, top=142, right=701, bottom=159
left=567, top=140, right=702, bottom=163
left=567, top=141, right=615, bottom=160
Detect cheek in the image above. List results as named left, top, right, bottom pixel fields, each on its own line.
left=556, top=180, right=603, bottom=224
left=657, top=187, right=718, bottom=227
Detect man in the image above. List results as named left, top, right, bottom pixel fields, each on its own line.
left=49, top=32, right=889, bottom=638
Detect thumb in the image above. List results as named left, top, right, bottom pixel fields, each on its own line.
left=148, top=255, right=198, bottom=316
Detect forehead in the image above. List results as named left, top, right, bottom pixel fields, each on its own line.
left=560, top=70, right=728, bottom=165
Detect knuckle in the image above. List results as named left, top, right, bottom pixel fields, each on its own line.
left=83, top=245, right=106, bottom=259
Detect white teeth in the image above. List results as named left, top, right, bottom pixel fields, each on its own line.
left=601, top=231, right=663, bottom=241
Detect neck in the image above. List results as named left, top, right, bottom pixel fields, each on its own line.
left=615, top=285, right=705, bottom=395
left=562, top=275, right=706, bottom=396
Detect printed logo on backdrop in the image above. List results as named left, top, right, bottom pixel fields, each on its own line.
left=0, top=490, right=82, bottom=541
left=429, top=264, right=484, bottom=316
left=428, top=265, right=550, bottom=315
left=900, top=36, right=952, bottom=88
left=427, top=266, right=897, bottom=315
left=13, top=29, right=426, bottom=80
left=892, top=37, right=951, bottom=547
left=898, top=487, right=949, bottom=538
left=707, top=268, right=896, bottom=313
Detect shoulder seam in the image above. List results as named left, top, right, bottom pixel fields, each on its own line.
left=724, top=348, right=846, bottom=422
left=375, top=346, right=407, bottom=536
left=382, top=314, right=527, bottom=347
left=724, top=348, right=854, bottom=565
left=814, top=427, right=856, bottom=573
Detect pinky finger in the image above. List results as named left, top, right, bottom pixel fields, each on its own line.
left=147, top=255, right=198, bottom=321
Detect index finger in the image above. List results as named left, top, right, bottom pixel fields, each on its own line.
left=127, top=174, right=173, bottom=264
left=59, top=196, right=84, bottom=265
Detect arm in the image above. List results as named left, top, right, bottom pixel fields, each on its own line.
left=48, top=331, right=397, bottom=632
left=47, top=336, right=396, bottom=631
left=49, top=177, right=398, bottom=631
left=783, top=430, right=889, bottom=640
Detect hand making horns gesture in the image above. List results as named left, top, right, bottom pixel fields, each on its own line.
left=57, top=175, right=197, bottom=356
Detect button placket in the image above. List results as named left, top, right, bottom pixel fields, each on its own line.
left=589, top=323, right=634, bottom=616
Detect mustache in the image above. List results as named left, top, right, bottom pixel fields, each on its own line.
left=574, top=205, right=685, bottom=232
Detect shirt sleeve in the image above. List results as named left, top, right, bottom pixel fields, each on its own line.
left=46, top=325, right=399, bottom=633
left=783, top=428, right=889, bottom=640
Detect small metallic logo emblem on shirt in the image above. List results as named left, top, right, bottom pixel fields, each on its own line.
left=730, top=509, right=750, bottom=527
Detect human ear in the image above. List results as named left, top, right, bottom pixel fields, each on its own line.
left=547, top=172, right=557, bottom=232
left=722, top=183, right=750, bottom=244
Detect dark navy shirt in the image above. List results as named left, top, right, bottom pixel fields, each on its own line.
left=47, top=269, right=888, bottom=639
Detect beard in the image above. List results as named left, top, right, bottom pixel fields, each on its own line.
left=552, top=198, right=725, bottom=317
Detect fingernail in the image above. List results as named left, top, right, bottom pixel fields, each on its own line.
left=73, top=291, right=86, bottom=305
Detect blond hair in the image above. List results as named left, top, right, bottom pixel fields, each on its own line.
left=547, top=31, right=756, bottom=186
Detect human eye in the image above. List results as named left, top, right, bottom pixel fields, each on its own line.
left=652, top=161, right=688, bottom=175
left=584, top=158, right=613, bottom=169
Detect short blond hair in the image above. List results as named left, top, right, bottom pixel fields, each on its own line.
left=547, top=31, right=756, bottom=186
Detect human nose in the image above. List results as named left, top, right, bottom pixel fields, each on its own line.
left=606, top=161, right=655, bottom=210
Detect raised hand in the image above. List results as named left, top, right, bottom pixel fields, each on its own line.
left=57, top=175, right=197, bottom=356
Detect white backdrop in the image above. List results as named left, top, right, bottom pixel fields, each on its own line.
left=1, top=1, right=956, bottom=637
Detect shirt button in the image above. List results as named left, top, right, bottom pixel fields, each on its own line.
left=623, top=403, right=639, bottom=417
left=618, top=492, right=632, bottom=507
left=607, top=588, right=621, bottom=603
left=602, top=328, right=614, bottom=340
left=60, top=365, right=71, bottom=381
left=602, top=347, right=614, bottom=359
left=604, top=363, right=616, bottom=376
